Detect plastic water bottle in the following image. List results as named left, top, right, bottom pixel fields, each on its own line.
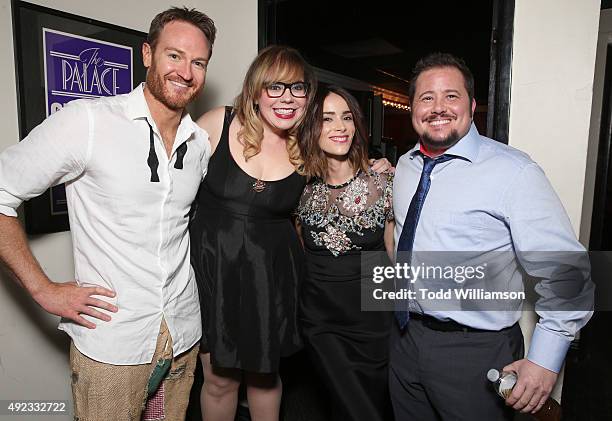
left=487, top=369, right=562, bottom=421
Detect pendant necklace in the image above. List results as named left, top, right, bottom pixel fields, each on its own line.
left=252, top=179, right=266, bottom=192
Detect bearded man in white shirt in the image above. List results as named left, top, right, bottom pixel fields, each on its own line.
left=0, top=7, right=215, bottom=421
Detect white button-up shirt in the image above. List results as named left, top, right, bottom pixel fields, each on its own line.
left=0, top=84, right=210, bottom=364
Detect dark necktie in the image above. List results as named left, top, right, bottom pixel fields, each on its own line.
left=395, top=153, right=457, bottom=328
left=146, top=121, right=160, bottom=182
left=145, top=120, right=188, bottom=182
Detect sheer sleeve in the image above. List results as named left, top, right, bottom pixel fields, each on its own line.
left=382, top=173, right=394, bottom=222
left=365, top=170, right=394, bottom=223
left=295, top=181, right=314, bottom=220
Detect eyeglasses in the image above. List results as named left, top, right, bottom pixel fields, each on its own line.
left=266, top=82, right=309, bottom=98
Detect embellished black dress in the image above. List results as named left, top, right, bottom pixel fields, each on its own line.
left=295, top=169, right=394, bottom=421
left=190, top=108, right=306, bottom=373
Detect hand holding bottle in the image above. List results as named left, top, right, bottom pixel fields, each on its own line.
left=502, top=359, right=557, bottom=414
left=488, top=364, right=562, bottom=421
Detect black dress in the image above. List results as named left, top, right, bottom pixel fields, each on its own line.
left=295, top=169, right=394, bottom=421
left=190, top=108, right=306, bottom=373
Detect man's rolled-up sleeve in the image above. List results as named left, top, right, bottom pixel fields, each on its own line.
left=0, top=101, right=90, bottom=217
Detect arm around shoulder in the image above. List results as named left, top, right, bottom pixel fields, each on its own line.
left=196, top=106, right=229, bottom=155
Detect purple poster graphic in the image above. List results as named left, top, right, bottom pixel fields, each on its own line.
left=43, top=28, right=134, bottom=215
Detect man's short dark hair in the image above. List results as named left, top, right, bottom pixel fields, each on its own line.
left=147, top=7, right=217, bottom=57
left=408, top=53, right=474, bottom=105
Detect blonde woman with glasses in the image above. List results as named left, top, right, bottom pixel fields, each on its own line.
left=189, top=45, right=313, bottom=421
left=190, top=45, right=390, bottom=421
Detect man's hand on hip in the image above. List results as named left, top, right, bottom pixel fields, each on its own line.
left=33, top=281, right=118, bottom=329
left=503, top=358, right=557, bottom=414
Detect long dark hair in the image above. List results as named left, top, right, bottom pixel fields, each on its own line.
left=299, top=85, right=369, bottom=179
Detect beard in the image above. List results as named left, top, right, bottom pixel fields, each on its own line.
left=420, top=128, right=463, bottom=152
left=145, top=64, right=202, bottom=111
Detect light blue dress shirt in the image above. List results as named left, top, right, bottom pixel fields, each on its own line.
left=393, top=124, right=594, bottom=373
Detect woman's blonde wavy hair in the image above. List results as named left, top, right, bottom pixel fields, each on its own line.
left=233, top=45, right=317, bottom=172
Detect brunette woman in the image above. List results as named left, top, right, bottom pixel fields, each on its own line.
left=296, top=86, right=395, bottom=421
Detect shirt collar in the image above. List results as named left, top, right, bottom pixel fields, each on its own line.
left=125, top=83, right=150, bottom=121
left=125, top=83, right=197, bottom=141
left=409, top=122, right=481, bottom=163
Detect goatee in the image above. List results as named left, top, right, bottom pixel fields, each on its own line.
left=420, top=129, right=462, bottom=152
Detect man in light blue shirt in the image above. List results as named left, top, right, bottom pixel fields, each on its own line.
left=390, top=52, right=593, bottom=420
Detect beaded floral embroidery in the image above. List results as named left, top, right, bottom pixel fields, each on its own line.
left=311, top=225, right=354, bottom=256
left=297, top=170, right=394, bottom=257
left=340, top=177, right=369, bottom=214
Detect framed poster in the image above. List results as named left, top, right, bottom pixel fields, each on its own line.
left=12, top=1, right=147, bottom=234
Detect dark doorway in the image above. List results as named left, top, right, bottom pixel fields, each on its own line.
left=589, top=44, right=612, bottom=253
left=260, top=0, right=514, bottom=165
left=561, top=42, right=612, bottom=420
